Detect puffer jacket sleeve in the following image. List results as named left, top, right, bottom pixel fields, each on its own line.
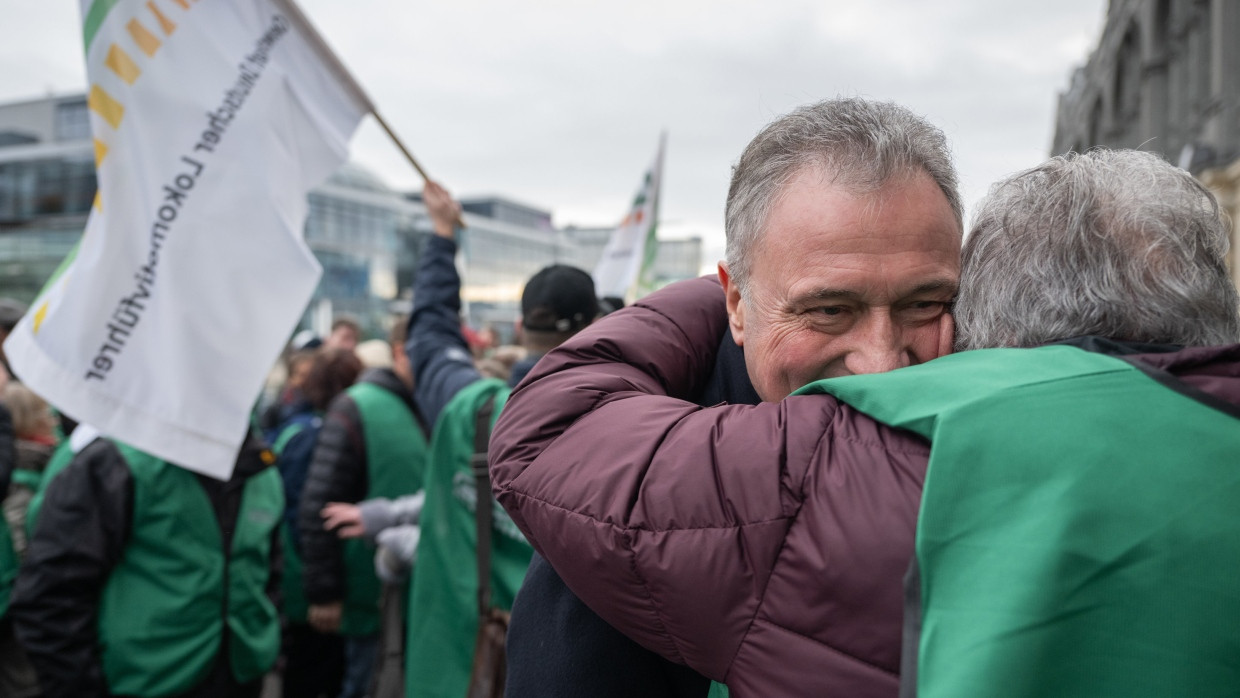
left=490, top=276, right=839, bottom=681
left=298, top=394, right=366, bottom=604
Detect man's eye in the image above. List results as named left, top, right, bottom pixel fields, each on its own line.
left=903, top=301, right=947, bottom=319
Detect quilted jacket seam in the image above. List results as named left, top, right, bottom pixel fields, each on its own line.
left=756, top=616, right=900, bottom=678
left=721, top=428, right=823, bottom=683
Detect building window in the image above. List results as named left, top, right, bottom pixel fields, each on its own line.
left=53, top=99, right=91, bottom=142
left=1113, top=26, right=1142, bottom=124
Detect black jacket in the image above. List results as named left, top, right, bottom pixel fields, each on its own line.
left=297, top=368, right=428, bottom=604
left=7, top=435, right=280, bottom=698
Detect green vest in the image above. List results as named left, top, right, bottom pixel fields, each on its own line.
left=340, top=381, right=429, bottom=636
left=798, top=345, right=1240, bottom=698
left=97, top=445, right=284, bottom=697
left=405, top=378, right=533, bottom=698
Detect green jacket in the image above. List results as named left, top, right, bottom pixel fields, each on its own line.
left=405, top=378, right=533, bottom=698
left=97, top=444, right=283, bottom=696
left=801, top=344, right=1240, bottom=698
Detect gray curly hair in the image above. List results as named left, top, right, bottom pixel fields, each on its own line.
left=955, top=149, right=1240, bottom=350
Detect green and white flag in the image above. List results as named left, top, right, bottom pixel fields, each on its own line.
left=3, top=0, right=368, bottom=479
left=593, top=135, right=664, bottom=300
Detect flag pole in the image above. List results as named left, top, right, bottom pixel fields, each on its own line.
left=271, top=0, right=433, bottom=184
left=371, top=113, right=432, bottom=182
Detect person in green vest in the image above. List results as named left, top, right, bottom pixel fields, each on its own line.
left=316, top=180, right=598, bottom=698
left=297, top=319, right=432, bottom=698
left=8, top=430, right=284, bottom=698
left=489, top=148, right=1240, bottom=698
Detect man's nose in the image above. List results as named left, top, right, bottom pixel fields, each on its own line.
left=841, top=315, right=909, bottom=375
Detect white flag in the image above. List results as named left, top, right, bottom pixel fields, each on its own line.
left=593, top=135, right=665, bottom=299
left=3, top=0, right=367, bottom=479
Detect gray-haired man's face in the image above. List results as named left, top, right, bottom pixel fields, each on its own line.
left=721, top=165, right=960, bottom=402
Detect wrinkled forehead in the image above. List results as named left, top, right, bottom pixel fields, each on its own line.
left=764, top=166, right=958, bottom=243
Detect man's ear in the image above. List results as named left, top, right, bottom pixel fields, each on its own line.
left=717, top=262, right=746, bottom=346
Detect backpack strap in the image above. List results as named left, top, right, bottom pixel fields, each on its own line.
left=472, top=395, right=498, bottom=616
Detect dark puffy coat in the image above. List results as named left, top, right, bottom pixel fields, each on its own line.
left=504, top=329, right=759, bottom=698
left=298, top=367, right=427, bottom=604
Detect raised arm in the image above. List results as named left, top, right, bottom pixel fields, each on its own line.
left=407, top=181, right=480, bottom=427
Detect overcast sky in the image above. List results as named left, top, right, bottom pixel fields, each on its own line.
left=2, top=1, right=1107, bottom=264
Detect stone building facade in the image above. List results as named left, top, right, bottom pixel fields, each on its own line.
left=1052, top=0, right=1240, bottom=285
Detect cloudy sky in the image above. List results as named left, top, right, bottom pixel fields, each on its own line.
left=2, top=1, right=1106, bottom=263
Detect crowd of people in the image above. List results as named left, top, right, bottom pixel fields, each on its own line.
left=0, top=95, right=1237, bottom=698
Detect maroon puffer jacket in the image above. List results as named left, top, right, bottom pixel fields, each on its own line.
left=491, top=275, right=930, bottom=697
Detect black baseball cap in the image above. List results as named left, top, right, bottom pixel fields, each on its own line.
left=521, top=265, right=598, bottom=333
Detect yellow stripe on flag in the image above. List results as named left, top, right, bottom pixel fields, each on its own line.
left=147, top=2, right=177, bottom=35
left=94, top=139, right=109, bottom=167
left=127, top=18, right=162, bottom=56
left=105, top=44, right=141, bottom=85
left=93, top=191, right=103, bottom=212
left=88, top=85, right=125, bottom=129
left=171, top=0, right=192, bottom=8
left=32, top=302, right=49, bottom=335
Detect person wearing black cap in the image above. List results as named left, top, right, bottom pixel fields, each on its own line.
left=508, top=264, right=598, bottom=386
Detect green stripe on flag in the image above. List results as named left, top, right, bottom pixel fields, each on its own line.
left=83, top=0, right=124, bottom=54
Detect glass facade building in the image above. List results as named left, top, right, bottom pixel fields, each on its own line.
left=0, top=94, right=702, bottom=340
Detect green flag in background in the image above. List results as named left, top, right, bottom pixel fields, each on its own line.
left=592, top=134, right=665, bottom=302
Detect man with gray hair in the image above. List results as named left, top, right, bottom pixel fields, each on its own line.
left=491, top=148, right=1240, bottom=697
left=503, top=97, right=962, bottom=697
